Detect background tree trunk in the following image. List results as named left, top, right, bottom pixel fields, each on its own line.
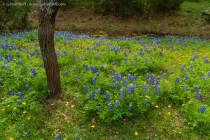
left=38, top=0, right=62, bottom=99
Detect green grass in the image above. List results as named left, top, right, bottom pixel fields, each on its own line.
left=1, top=29, right=210, bottom=140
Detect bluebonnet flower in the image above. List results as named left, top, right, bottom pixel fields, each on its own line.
left=156, top=77, right=160, bottom=86
left=92, top=77, right=97, bottom=85
left=18, top=92, right=24, bottom=100
left=159, top=52, right=162, bottom=56
left=2, top=74, right=6, bottom=78
left=124, top=51, right=127, bottom=57
left=96, top=106, right=99, bottom=110
left=90, top=91, right=94, bottom=100
left=203, top=55, right=206, bottom=60
left=163, top=73, right=166, bottom=79
left=65, top=71, right=68, bottom=77
left=27, top=55, right=29, bottom=59
left=128, top=102, right=133, bottom=111
left=115, top=100, right=119, bottom=106
left=199, top=105, right=206, bottom=114
left=54, top=135, right=61, bottom=140
left=124, top=58, right=127, bottom=64
left=19, top=60, right=23, bottom=65
left=172, top=69, right=174, bottom=73
left=97, top=88, right=101, bottom=94
left=135, top=53, right=137, bottom=60
left=83, top=86, right=87, bottom=93
left=196, top=92, right=202, bottom=102
left=122, top=77, right=127, bottom=87
left=112, top=62, right=115, bottom=65
left=18, top=101, right=22, bottom=105
left=2, top=57, right=7, bottom=64
left=85, top=65, right=89, bottom=71
left=184, top=73, right=188, bottom=81
left=204, top=76, right=208, bottom=81
left=144, top=99, right=148, bottom=104
left=181, top=64, right=185, bottom=72
left=9, top=89, right=14, bottom=95
left=25, top=85, right=29, bottom=90
left=90, top=66, right=97, bottom=74
left=193, top=85, right=198, bottom=92
left=145, top=74, right=150, bottom=80
left=175, top=77, right=179, bottom=85
left=160, top=71, right=163, bottom=75
left=31, top=68, right=37, bottom=76
left=149, top=74, right=155, bottom=85
left=183, top=85, right=187, bottom=90
left=75, top=76, right=79, bottom=81
left=200, top=73, right=204, bottom=78
left=128, top=84, right=134, bottom=95
left=204, top=60, right=209, bottom=63
left=63, top=50, right=67, bottom=57
left=106, top=91, right=110, bottom=101
left=142, top=82, right=147, bottom=94
left=74, top=69, right=76, bottom=72
left=23, top=132, right=30, bottom=137
left=108, top=103, right=113, bottom=111
left=5, top=64, right=10, bottom=71
left=155, top=85, right=160, bottom=95
left=145, top=57, right=148, bottom=63
left=131, top=61, right=135, bottom=66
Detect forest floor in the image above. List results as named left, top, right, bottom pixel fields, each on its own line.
left=28, top=1, right=210, bottom=39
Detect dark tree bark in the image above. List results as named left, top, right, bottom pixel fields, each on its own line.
left=38, top=0, right=62, bottom=99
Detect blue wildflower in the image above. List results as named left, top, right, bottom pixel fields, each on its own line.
left=183, top=85, right=187, bottom=90
left=115, top=100, right=119, bottom=106
left=128, top=102, right=133, bottom=111
left=196, top=92, right=202, bottom=102
left=9, top=89, right=14, bottom=95
left=75, top=76, right=79, bottom=81
left=25, top=85, right=29, bottom=90
left=184, top=73, right=188, bottom=81
left=194, top=85, right=198, bottom=92
left=160, top=71, right=163, bottom=75
left=199, top=105, right=206, bottom=114
left=18, top=101, right=22, bottom=105
left=65, top=71, right=68, bottom=77
left=175, top=77, right=179, bottom=85
left=142, top=82, right=147, bottom=94
left=106, top=91, right=110, bottom=101
left=120, top=89, right=124, bottom=100
left=96, top=106, right=99, bottom=110
left=204, top=60, right=209, bottom=63
left=83, top=86, right=87, bottom=93
left=144, top=99, right=148, bottom=104
left=163, top=73, right=166, bottom=79
left=155, top=85, right=160, bottom=95
left=90, top=91, right=94, bottom=100
left=108, top=103, right=113, bottom=111
left=18, top=92, right=24, bottom=100
left=54, top=135, right=61, bottom=140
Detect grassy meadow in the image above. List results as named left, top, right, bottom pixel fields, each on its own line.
left=0, top=30, right=210, bottom=140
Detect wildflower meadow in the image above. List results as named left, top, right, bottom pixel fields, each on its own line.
left=0, top=30, right=210, bottom=139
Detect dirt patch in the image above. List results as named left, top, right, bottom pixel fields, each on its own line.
left=27, top=6, right=210, bottom=39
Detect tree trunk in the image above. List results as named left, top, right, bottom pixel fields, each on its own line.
left=38, top=0, right=62, bottom=99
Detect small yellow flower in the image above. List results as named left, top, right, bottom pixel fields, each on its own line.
left=168, top=112, right=170, bottom=115
left=115, top=96, right=117, bottom=97
left=71, top=105, right=74, bottom=108
left=14, top=59, right=16, bottom=60
left=135, top=132, right=139, bottom=136
left=27, top=117, right=30, bottom=120
left=14, top=107, right=17, bottom=110
left=9, top=138, right=14, bottom=140
left=22, top=102, right=26, bottom=105
left=168, top=105, right=171, bottom=108
left=91, top=125, right=95, bottom=128
left=23, top=111, right=27, bottom=113
left=2, top=109, right=5, bottom=111
left=155, top=105, right=158, bottom=108
left=7, top=105, right=10, bottom=107
left=36, top=62, right=38, bottom=63
left=123, top=119, right=126, bottom=121
left=63, top=139, right=67, bottom=140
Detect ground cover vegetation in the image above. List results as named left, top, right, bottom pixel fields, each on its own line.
left=0, top=30, right=210, bottom=139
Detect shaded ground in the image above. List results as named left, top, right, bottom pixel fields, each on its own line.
left=27, top=1, right=210, bottom=39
